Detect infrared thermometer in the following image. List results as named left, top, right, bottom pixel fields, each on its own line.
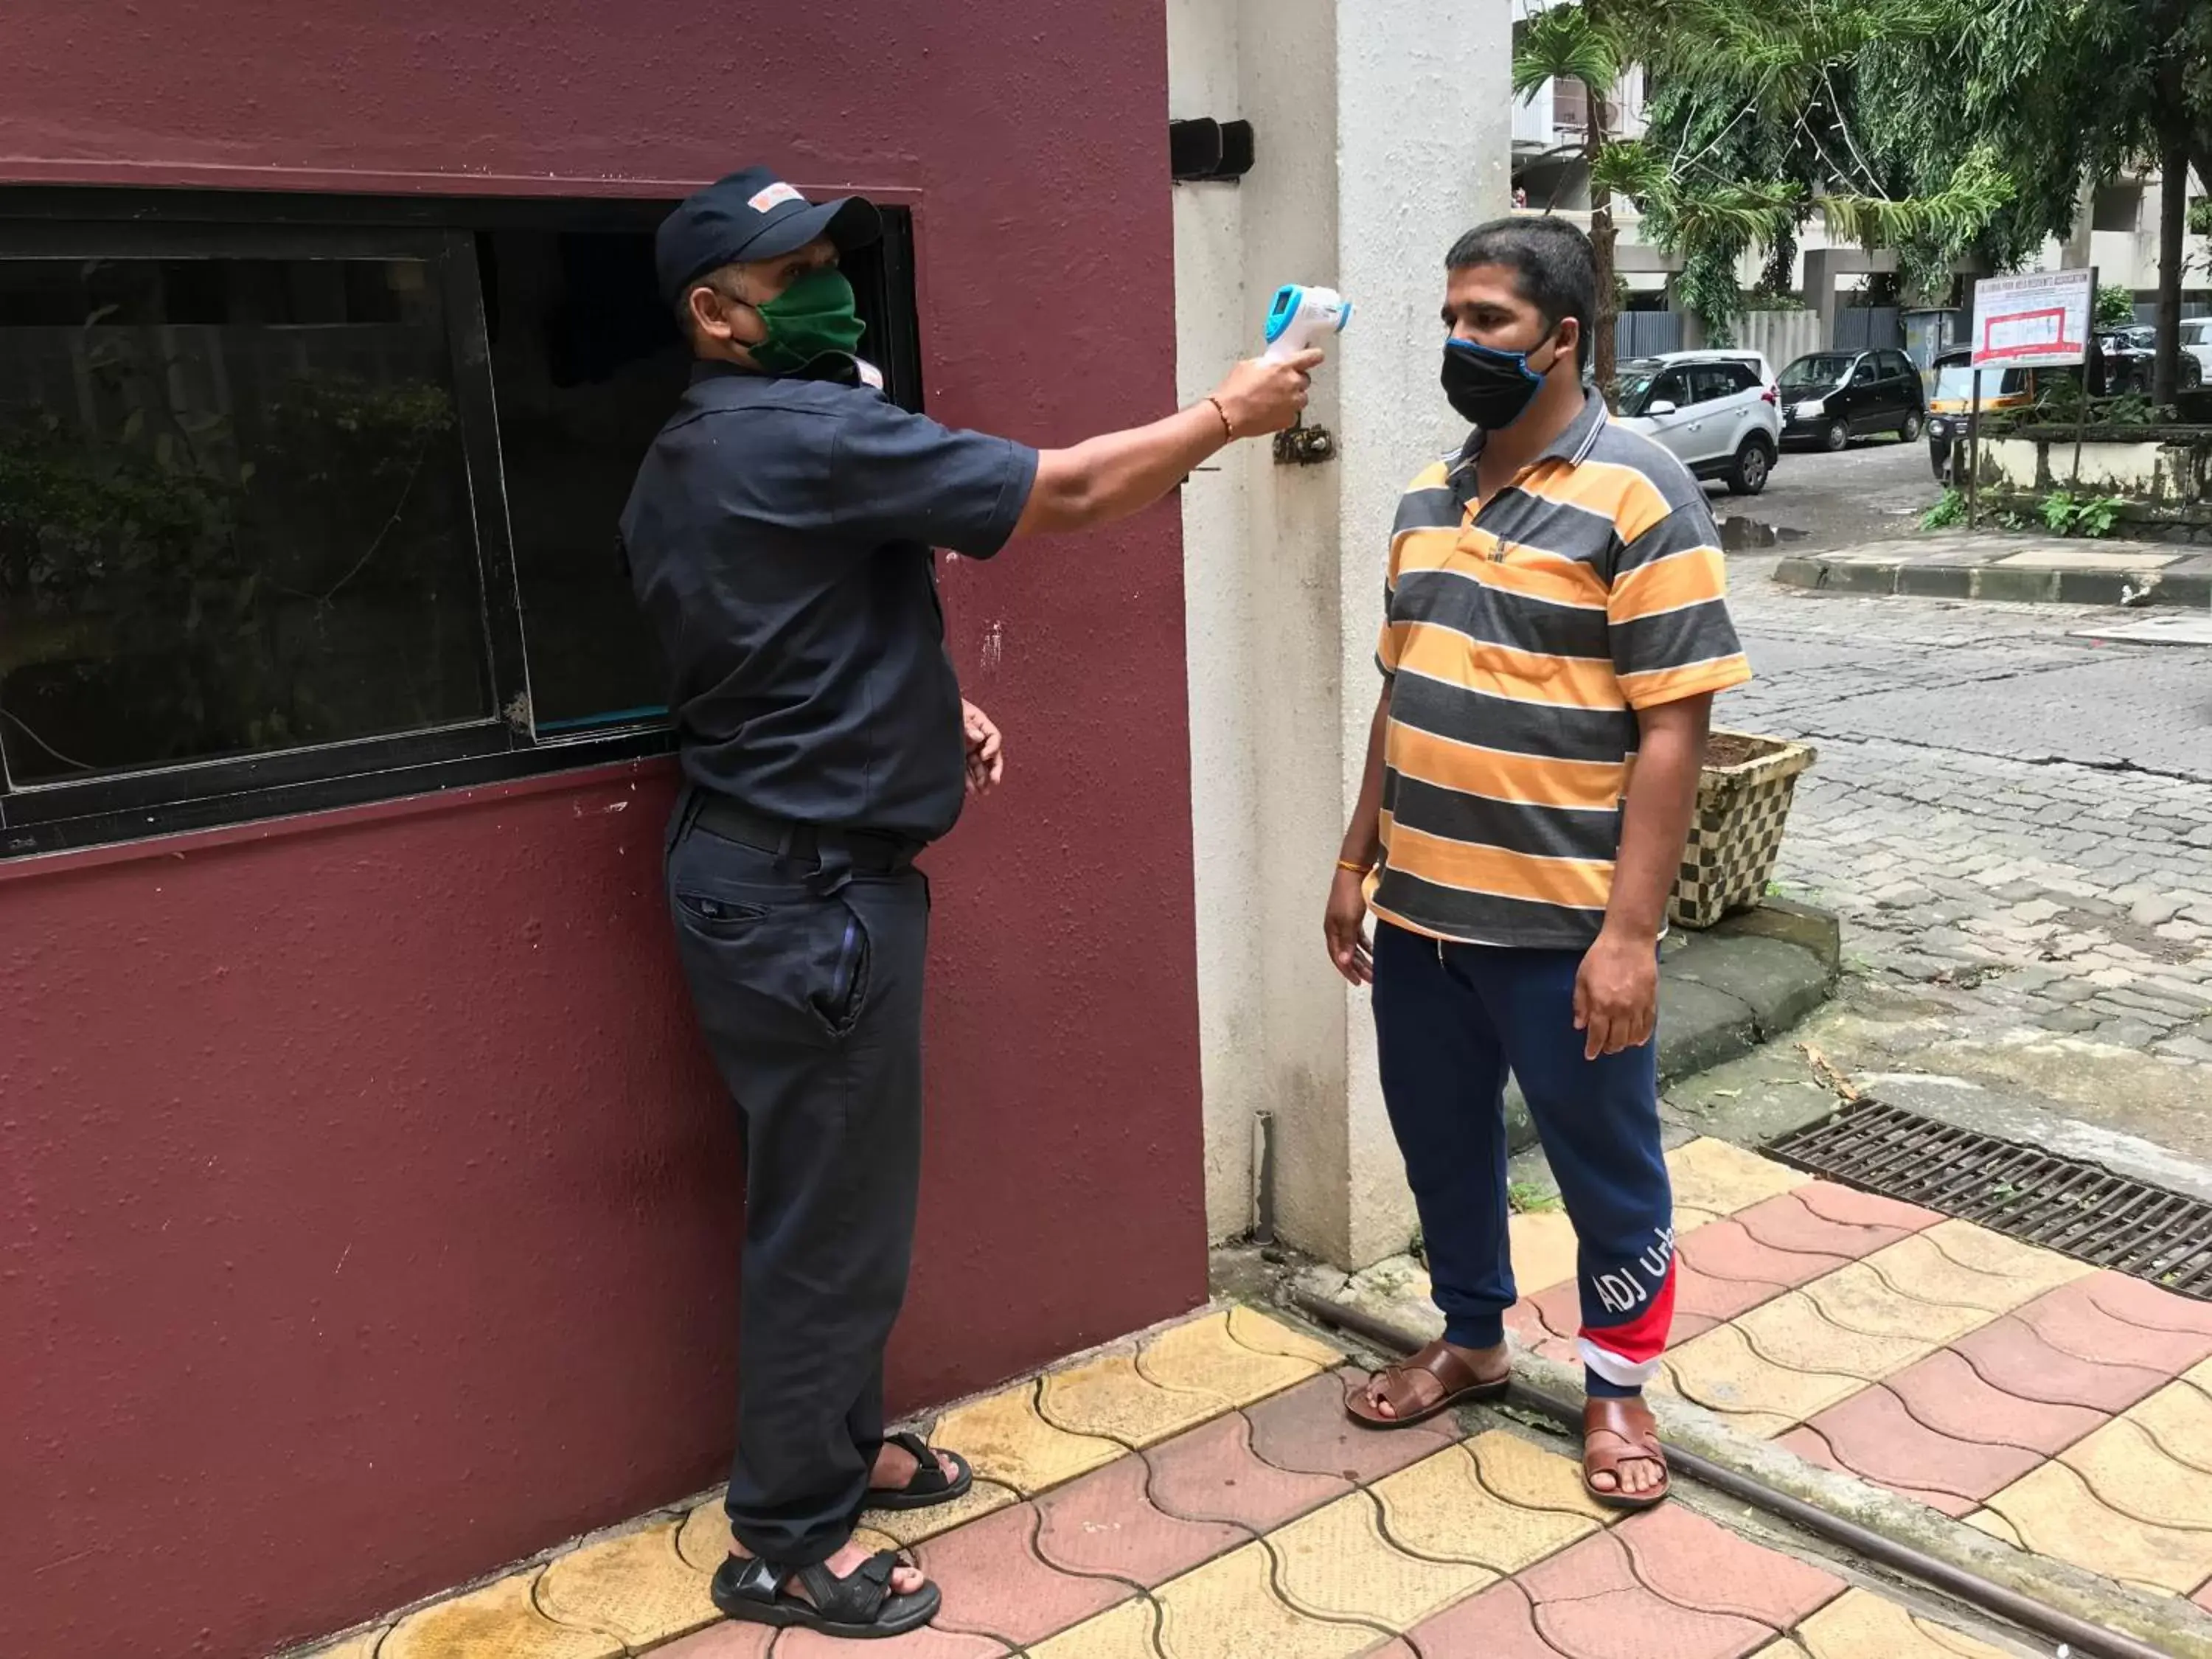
left=1262, top=283, right=1352, bottom=362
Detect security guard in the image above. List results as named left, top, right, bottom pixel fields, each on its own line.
left=619, top=167, right=1316, bottom=1641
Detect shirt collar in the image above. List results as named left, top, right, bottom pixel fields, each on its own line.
left=1447, top=385, right=1610, bottom=478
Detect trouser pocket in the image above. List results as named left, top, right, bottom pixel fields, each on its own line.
left=669, top=838, right=877, bottom=1043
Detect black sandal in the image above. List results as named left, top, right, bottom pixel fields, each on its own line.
left=712, top=1549, right=941, bottom=1640
left=863, top=1430, right=975, bottom=1512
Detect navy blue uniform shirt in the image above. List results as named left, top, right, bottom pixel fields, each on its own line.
left=620, top=359, right=1039, bottom=843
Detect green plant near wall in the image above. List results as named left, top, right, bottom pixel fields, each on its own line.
left=1921, top=487, right=1968, bottom=529
left=2096, top=283, right=2139, bottom=330
left=2039, top=490, right=2130, bottom=538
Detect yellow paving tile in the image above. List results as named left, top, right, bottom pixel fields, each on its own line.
left=1269, top=1489, right=1493, bottom=1627
left=383, top=1571, right=621, bottom=1659
left=1795, top=1587, right=2014, bottom=1658
left=1666, top=1136, right=1807, bottom=1228
left=1964, top=1509, right=2025, bottom=1549
left=2188, top=1354, right=2212, bottom=1389
left=1139, top=1310, right=1326, bottom=1408
left=1464, top=1427, right=1617, bottom=1523
left=303, top=1632, right=388, bottom=1659
left=2060, top=1416, right=2212, bottom=1531
left=1228, top=1305, right=1346, bottom=1366
left=1851, top=1235, right=2056, bottom=1321
left=1753, top=1644, right=1812, bottom=1659
left=1734, top=1290, right=1935, bottom=1379
left=931, top=1382, right=1121, bottom=1495
left=2123, top=1378, right=2212, bottom=1477
left=536, top=1520, right=714, bottom=1649
left=1801, top=1261, right=1992, bottom=1345
left=1040, top=1352, right=1231, bottom=1447
left=1154, top=1542, right=1380, bottom=1659
left=1914, top=1220, right=2091, bottom=1297
left=1980, top=1460, right=2212, bottom=1595
left=863, top=1478, right=1022, bottom=1546
left=1373, top=1441, right=1599, bottom=1570
left=1028, top=1594, right=1163, bottom=1659
left=677, top=1498, right=731, bottom=1572
left=1666, top=1320, right=1870, bottom=1437
left=1509, top=1210, right=1581, bottom=1294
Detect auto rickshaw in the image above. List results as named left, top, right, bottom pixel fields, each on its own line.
left=1924, top=343, right=2106, bottom=482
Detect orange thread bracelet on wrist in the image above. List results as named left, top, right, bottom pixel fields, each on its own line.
left=1336, top=858, right=1372, bottom=876
left=1205, top=394, right=1236, bottom=442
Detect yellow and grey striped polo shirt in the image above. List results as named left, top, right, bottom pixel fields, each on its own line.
left=1371, top=386, right=1751, bottom=950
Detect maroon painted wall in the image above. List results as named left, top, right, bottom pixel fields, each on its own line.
left=0, top=6, right=1208, bottom=1655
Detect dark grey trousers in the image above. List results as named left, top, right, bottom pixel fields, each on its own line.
left=665, top=797, right=930, bottom=1567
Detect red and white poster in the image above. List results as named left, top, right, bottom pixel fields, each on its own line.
left=1970, top=268, right=2094, bottom=368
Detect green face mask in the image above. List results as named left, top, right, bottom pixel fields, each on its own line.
left=748, top=266, right=867, bottom=374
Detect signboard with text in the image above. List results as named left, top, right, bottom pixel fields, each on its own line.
left=1969, top=268, right=2094, bottom=369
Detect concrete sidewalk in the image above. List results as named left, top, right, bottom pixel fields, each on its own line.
left=1773, top=531, right=2212, bottom=608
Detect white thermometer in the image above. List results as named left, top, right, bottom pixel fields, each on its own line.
left=1262, top=283, right=1353, bottom=362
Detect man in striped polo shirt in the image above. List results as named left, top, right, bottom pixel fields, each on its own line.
left=1329, top=218, right=1750, bottom=1509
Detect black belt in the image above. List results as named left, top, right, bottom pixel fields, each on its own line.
left=691, top=795, right=919, bottom=873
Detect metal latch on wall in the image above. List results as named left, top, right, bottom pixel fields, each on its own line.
left=1274, top=416, right=1337, bottom=465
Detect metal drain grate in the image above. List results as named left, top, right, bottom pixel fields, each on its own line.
left=1767, top=1102, right=2212, bottom=1301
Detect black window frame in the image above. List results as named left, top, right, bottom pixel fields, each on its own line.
left=0, top=187, right=925, bottom=859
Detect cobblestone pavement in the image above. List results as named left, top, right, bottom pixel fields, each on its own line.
left=1718, top=567, right=2212, bottom=1155
left=299, top=1211, right=2086, bottom=1659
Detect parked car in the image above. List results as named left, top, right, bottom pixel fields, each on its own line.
left=1611, top=349, right=1781, bottom=495
left=2095, top=329, right=2203, bottom=396
left=1921, top=344, right=2110, bottom=481
left=1777, top=348, right=1926, bottom=450
left=2182, top=317, right=2212, bottom=379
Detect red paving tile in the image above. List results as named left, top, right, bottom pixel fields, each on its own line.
left=1613, top=1503, right=1845, bottom=1625
left=1139, top=1409, right=1349, bottom=1532
left=1950, top=1313, right=2173, bottom=1413
left=2015, top=1278, right=2212, bottom=1375
left=1032, top=1449, right=1245, bottom=1587
left=1406, top=1579, right=1562, bottom=1659
left=1676, top=1218, right=1848, bottom=1289
left=2076, top=1270, right=2212, bottom=1339
left=1776, top=1422, right=1979, bottom=1517
left=1790, top=1181, right=1944, bottom=1234
left=1883, top=1349, right=2107, bottom=1453
left=1509, top=1294, right=1582, bottom=1365
left=1800, top=1385, right=2041, bottom=1506
left=915, top=1501, right=1130, bottom=1646
left=2196, top=1578, right=2212, bottom=1615
left=1731, top=1190, right=1920, bottom=1262
left=657, top=1626, right=775, bottom=1658
left=1675, top=1256, right=1790, bottom=1327
left=1519, top=1529, right=1775, bottom=1659
left=775, top=1630, right=1009, bottom=1658
left=1243, top=1370, right=1462, bottom=1482
left=1366, top=1643, right=1418, bottom=1658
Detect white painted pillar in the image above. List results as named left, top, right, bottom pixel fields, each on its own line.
left=1170, top=0, right=1513, bottom=1269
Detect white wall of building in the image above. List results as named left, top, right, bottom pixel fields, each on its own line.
left=1169, top=0, right=1513, bottom=1267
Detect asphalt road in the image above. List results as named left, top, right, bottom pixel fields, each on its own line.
left=1704, top=434, right=1945, bottom=556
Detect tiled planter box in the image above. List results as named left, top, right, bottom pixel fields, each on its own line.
left=1670, top=731, right=1818, bottom=930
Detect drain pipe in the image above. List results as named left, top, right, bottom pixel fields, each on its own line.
left=1290, top=1289, right=2170, bottom=1659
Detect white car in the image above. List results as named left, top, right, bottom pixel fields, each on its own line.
left=1612, top=349, right=1783, bottom=495
left=2180, top=317, right=2212, bottom=380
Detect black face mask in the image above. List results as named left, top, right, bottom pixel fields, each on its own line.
left=1441, top=330, right=1563, bottom=430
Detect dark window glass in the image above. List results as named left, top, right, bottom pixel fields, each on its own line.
left=481, top=229, right=687, bottom=734
left=1651, top=371, right=1688, bottom=407
left=0, top=254, right=490, bottom=785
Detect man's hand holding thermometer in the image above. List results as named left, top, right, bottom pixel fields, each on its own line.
left=1202, top=285, right=1348, bottom=440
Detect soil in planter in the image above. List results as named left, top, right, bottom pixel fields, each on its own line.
left=1705, top=731, right=1783, bottom=769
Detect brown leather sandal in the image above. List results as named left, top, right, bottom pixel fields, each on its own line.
left=1582, top=1395, right=1670, bottom=1510
left=1344, top=1340, right=1510, bottom=1430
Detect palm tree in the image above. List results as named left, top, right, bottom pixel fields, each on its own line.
left=1512, top=3, right=1627, bottom=386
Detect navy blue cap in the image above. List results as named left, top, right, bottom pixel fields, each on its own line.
left=656, top=167, right=883, bottom=306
